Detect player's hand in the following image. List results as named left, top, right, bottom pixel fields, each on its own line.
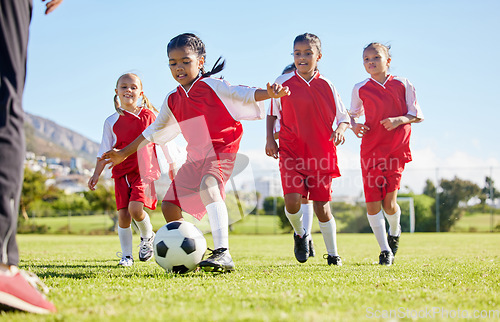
left=266, top=83, right=290, bottom=98
left=88, top=175, right=98, bottom=191
left=100, top=149, right=126, bottom=168
left=352, top=123, right=370, bottom=138
left=265, top=138, right=279, bottom=159
left=380, top=117, right=402, bottom=131
left=43, top=0, right=63, bottom=14
left=330, top=131, right=346, bottom=146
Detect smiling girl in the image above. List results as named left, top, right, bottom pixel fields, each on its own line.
left=349, top=42, right=424, bottom=266
left=265, top=33, right=350, bottom=266
left=102, top=33, right=289, bottom=273
left=89, top=73, right=162, bottom=267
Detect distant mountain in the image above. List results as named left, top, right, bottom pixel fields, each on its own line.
left=24, top=112, right=99, bottom=164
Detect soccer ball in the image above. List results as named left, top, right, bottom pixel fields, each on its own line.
left=153, top=221, right=207, bottom=274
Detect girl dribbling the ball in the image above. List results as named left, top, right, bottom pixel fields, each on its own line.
left=101, top=33, right=289, bottom=273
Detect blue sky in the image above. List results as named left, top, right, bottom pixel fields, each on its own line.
left=24, top=0, right=500, bottom=195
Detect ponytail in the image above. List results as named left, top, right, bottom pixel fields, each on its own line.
left=142, top=93, right=158, bottom=113
left=114, top=94, right=124, bottom=115
left=201, top=56, right=225, bottom=78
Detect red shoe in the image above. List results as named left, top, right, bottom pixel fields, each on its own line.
left=0, top=267, right=56, bottom=314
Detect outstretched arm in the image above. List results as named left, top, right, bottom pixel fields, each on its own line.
left=380, top=114, right=421, bottom=131
left=100, top=134, right=149, bottom=168
left=254, top=83, right=290, bottom=101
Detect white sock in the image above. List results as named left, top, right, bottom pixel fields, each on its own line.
left=367, top=211, right=390, bottom=252
left=118, top=226, right=133, bottom=257
left=134, top=212, right=153, bottom=239
left=318, top=218, right=338, bottom=256
left=384, top=205, right=401, bottom=237
left=301, top=202, right=314, bottom=235
left=206, top=201, right=229, bottom=250
left=285, top=207, right=305, bottom=237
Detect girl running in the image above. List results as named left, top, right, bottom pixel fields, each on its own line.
left=349, top=43, right=424, bottom=265
left=266, top=33, right=350, bottom=266
left=89, top=73, right=165, bottom=267
left=269, top=62, right=317, bottom=258
left=102, top=33, right=289, bottom=273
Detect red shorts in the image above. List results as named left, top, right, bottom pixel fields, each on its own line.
left=279, top=166, right=334, bottom=201
left=163, top=154, right=235, bottom=220
left=114, top=171, right=157, bottom=210
left=362, top=158, right=406, bottom=203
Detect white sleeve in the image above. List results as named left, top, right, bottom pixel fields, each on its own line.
left=142, top=93, right=181, bottom=145
left=97, top=114, right=118, bottom=157
left=202, top=78, right=265, bottom=121
left=349, top=81, right=366, bottom=120
left=267, top=98, right=281, bottom=118
left=330, top=84, right=350, bottom=127
left=402, top=78, right=424, bottom=122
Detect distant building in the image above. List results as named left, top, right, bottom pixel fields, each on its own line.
left=254, top=176, right=282, bottom=208
left=70, top=157, right=83, bottom=173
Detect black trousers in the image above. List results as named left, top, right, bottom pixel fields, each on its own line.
left=0, top=0, right=33, bottom=266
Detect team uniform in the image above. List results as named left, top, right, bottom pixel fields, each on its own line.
left=142, top=76, right=264, bottom=220
left=269, top=70, right=350, bottom=201
left=97, top=108, right=160, bottom=210
left=349, top=75, right=424, bottom=202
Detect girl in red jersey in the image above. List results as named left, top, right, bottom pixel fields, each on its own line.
left=102, top=33, right=289, bottom=273
left=266, top=33, right=350, bottom=266
left=269, top=63, right=317, bottom=258
left=89, top=73, right=165, bottom=267
left=349, top=43, right=424, bottom=266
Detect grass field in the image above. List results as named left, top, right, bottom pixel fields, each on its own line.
left=451, top=213, right=499, bottom=232
left=2, top=233, right=499, bottom=321
left=27, top=213, right=286, bottom=235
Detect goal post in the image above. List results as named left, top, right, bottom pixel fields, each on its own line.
left=397, top=197, right=415, bottom=233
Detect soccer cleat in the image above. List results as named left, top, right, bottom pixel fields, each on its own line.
left=139, top=232, right=155, bottom=262
left=117, top=253, right=134, bottom=267
left=323, top=254, right=342, bottom=266
left=199, top=248, right=235, bottom=273
left=379, top=250, right=394, bottom=266
left=293, top=233, right=310, bottom=263
left=0, top=267, right=56, bottom=314
left=387, top=234, right=400, bottom=257
left=308, top=236, right=315, bottom=257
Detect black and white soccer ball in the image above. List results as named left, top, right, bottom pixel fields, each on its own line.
left=153, top=221, right=207, bottom=274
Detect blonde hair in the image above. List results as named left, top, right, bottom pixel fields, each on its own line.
left=113, top=73, right=158, bottom=115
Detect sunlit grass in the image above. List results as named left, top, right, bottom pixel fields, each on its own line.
left=2, top=233, right=499, bottom=321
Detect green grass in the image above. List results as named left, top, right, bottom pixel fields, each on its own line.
left=452, top=213, right=499, bottom=232
left=27, top=214, right=285, bottom=235
left=3, top=233, right=499, bottom=321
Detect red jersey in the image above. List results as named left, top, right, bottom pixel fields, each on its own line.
left=98, top=108, right=159, bottom=179
left=142, top=76, right=264, bottom=219
left=349, top=75, right=424, bottom=168
left=143, top=76, right=264, bottom=162
left=269, top=71, right=350, bottom=176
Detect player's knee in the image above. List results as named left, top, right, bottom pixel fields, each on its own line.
left=284, top=194, right=301, bottom=214
left=382, top=201, right=398, bottom=215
